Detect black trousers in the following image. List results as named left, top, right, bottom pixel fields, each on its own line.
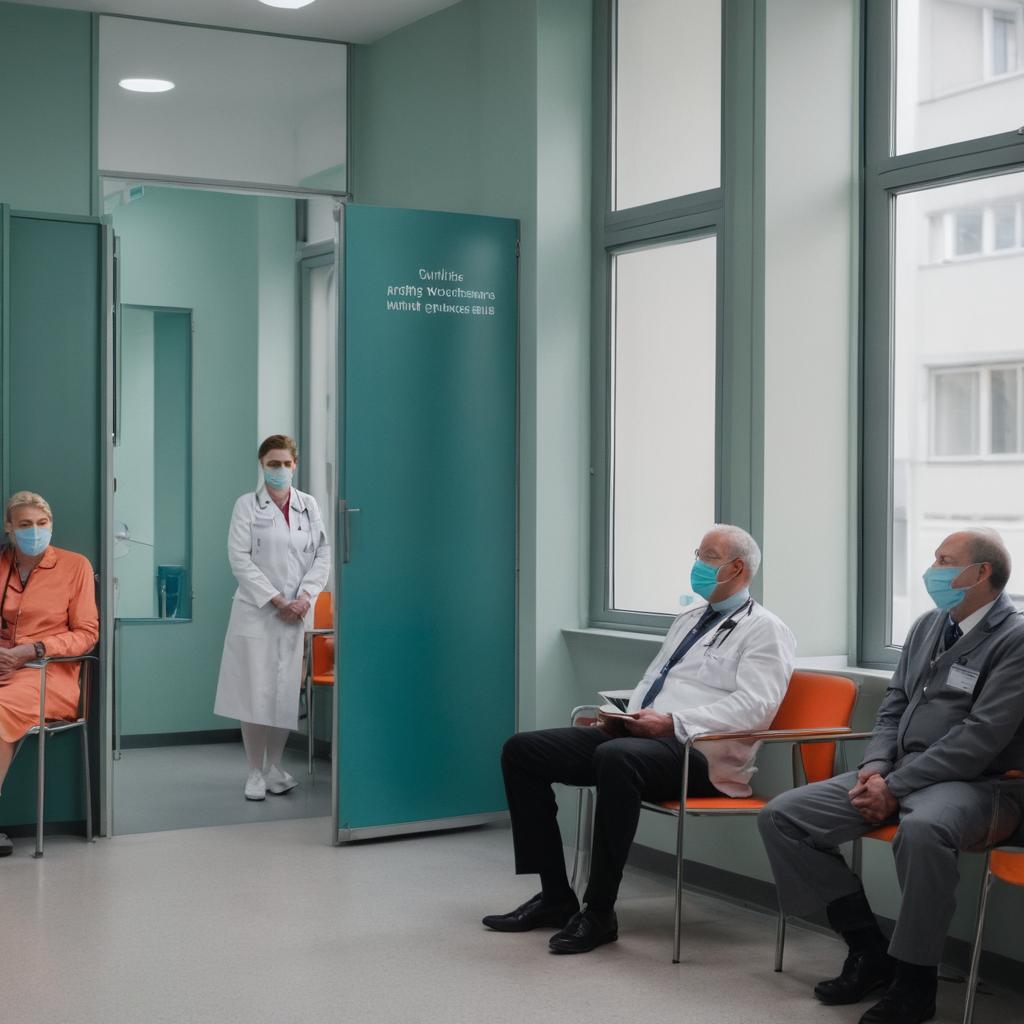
left=500, top=725, right=719, bottom=912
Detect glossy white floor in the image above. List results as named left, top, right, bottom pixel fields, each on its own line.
left=1, top=821, right=1014, bottom=1024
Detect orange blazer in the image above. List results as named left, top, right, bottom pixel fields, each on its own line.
left=0, top=545, right=98, bottom=742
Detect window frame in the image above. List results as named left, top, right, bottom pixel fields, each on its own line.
left=859, top=0, right=1024, bottom=666
left=589, top=0, right=765, bottom=633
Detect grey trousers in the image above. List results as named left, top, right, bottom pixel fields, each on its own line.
left=757, top=771, right=1024, bottom=966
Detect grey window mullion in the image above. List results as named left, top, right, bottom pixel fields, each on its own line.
left=873, top=143, right=1024, bottom=193
left=604, top=215, right=720, bottom=252
left=604, top=188, right=723, bottom=233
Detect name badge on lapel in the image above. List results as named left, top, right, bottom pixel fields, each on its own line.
left=946, top=664, right=980, bottom=696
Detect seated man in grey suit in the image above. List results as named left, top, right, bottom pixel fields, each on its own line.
left=759, top=528, right=1024, bottom=1024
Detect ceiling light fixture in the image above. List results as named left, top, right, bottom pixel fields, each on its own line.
left=258, top=0, right=317, bottom=8
left=119, top=78, right=175, bottom=93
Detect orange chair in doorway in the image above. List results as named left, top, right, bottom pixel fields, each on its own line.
left=304, top=591, right=334, bottom=775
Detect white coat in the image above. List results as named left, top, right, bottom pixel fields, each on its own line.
left=214, top=485, right=331, bottom=729
left=625, top=598, right=797, bottom=797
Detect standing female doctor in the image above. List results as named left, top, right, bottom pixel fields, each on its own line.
left=214, top=434, right=330, bottom=801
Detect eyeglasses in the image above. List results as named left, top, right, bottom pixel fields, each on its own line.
left=694, top=548, right=734, bottom=564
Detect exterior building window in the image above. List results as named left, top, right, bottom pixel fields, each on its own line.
left=929, top=199, right=1024, bottom=260
left=990, top=7, right=1021, bottom=77
left=929, top=364, right=1024, bottom=458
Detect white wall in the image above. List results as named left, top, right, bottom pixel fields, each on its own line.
left=761, top=0, right=859, bottom=658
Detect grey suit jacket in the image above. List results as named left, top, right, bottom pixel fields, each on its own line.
left=861, top=592, right=1024, bottom=799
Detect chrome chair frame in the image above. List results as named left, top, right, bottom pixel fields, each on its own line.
left=303, top=627, right=333, bottom=776
left=567, top=704, right=870, bottom=964
left=13, top=653, right=98, bottom=857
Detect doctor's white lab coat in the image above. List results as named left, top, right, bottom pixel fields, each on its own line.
left=214, top=485, right=331, bottom=729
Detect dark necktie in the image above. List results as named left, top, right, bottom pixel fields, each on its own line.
left=640, top=605, right=722, bottom=709
left=943, top=617, right=962, bottom=652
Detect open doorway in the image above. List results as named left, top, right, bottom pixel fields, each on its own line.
left=106, top=181, right=339, bottom=834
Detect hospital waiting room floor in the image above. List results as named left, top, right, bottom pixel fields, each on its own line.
left=112, top=741, right=331, bottom=834
left=3, top=821, right=1018, bottom=1024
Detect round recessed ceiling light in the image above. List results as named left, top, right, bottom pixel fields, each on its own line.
left=258, top=0, right=316, bottom=8
left=119, top=78, right=175, bottom=93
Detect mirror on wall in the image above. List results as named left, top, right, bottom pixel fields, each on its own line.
left=113, top=305, right=192, bottom=620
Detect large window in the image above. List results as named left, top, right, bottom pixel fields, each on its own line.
left=591, top=0, right=759, bottom=631
left=610, top=237, right=717, bottom=614
left=862, top=2, right=1024, bottom=662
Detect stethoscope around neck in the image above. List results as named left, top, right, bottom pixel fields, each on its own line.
left=701, top=596, right=755, bottom=651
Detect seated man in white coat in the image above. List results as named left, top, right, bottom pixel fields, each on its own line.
left=483, top=524, right=797, bottom=953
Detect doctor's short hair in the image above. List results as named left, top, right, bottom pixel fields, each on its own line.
left=965, top=528, right=1011, bottom=591
left=258, top=434, right=298, bottom=462
left=5, top=490, right=52, bottom=527
left=711, top=524, right=762, bottom=577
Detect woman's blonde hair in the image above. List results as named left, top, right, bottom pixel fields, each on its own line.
left=5, top=491, right=53, bottom=527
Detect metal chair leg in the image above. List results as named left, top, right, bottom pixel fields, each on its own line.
left=672, top=805, right=687, bottom=964
left=569, top=787, right=585, bottom=894
left=81, top=727, right=94, bottom=843
left=307, top=674, right=314, bottom=776
left=963, top=856, right=994, bottom=1024
left=774, top=905, right=787, bottom=972
left=851, top=837, right=863, bottom=879
left=35, top=725, right=46, bottom=858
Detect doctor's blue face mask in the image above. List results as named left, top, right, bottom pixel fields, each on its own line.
left=690, top=559, right=724, bottom=601
left=922, top=563, right=983, bottom=611
left=263, top=466, right=293, bottom=491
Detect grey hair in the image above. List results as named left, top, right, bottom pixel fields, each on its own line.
left=710, top=523, right=762, bottom=577
left=964, top=528, right=1011, bottom=592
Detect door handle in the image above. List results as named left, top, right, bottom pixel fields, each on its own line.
left=340, top=501, right=361, bottom=563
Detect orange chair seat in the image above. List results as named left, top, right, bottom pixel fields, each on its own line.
left=311, top=673, right=334, bottom=686
left=656, top=796, right=767, bottom=812
left=865, top=824, right=898, bottom=842
left=990, top=849, right=1024, bottom=886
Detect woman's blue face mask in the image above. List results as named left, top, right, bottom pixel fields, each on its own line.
left=13, top=526, right=51, bottom=557
left=922, top=563, right=983, bottom=610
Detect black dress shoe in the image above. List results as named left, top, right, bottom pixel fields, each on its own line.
left=0, top=833, right=11, bottom=858
left=814, top=951, right=897, bottom=1005
left=548, top=908, right=618, bottom=954
left=482, top=892, right=580, bottom=932
left=859, top=985, right=936, bottom=1024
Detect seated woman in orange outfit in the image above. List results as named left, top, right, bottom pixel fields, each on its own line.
left=0, top=491, right=98, bottom=858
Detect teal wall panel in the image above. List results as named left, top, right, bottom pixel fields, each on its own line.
left=1, top=214, right=102, bottom=828
left=338, top=205, right=517, bottom=832
left=153, top=310, right=192, bottom=617
left=112, top=188, right=261, bottom=736
left=0, top=2, right=94, bottom=216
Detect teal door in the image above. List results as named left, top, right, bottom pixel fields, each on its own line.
left=0, top=210, right=108, bottom=833
left=336, top=205, right=517, bottom=841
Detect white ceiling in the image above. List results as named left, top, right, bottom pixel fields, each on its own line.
left=11, top=0, right=461, bottom=43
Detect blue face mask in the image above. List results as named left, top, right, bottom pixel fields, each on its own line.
left=922, top=564, right=981, bottom=610
left=13, top=526, right=51, bottom=557
left=263, top=466, right=293, bottom=491
left=690, top=559, right=724, bottom=601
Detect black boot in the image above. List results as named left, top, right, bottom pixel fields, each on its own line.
left=859, top=962, right=937, bottom=1024
left=814, top=889, right=896, bottom=1005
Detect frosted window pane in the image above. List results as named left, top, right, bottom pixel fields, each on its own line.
left=611, top=236, right=716, bottom=614
left=615, top=0, right=720, bottom=209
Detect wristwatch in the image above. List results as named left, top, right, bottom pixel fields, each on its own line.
left=33, top=641, right=45, bottom=660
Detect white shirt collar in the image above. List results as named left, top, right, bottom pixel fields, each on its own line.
left=956, top=599, right=996, bottom=638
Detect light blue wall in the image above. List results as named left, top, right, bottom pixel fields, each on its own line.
left=112, top=187, right=295, bottom=736
left=0, top=2, right=94, bottom=216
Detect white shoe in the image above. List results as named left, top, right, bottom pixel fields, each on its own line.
left=244, top=770, right=266, bottom=801
left=265, top=765, right=298, bottom=796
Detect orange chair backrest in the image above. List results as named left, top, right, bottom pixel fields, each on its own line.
left=769, top=671, right=859, bottom=785
left=312, top=591, right=334, bottom=679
